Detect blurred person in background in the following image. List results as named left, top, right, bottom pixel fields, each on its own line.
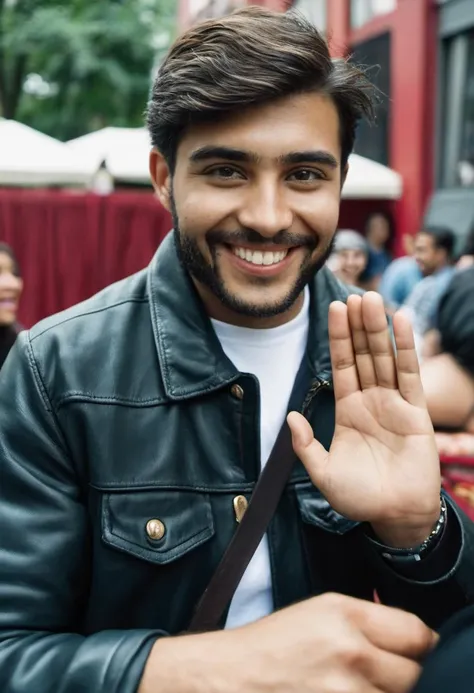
left=412, top=603, right=474, bottom=693
left=326, top=229, right=368, bottom=287
left=400, top=227, right=455, bottom=358
left=421, top=224, right=474, bottom=363
left=456, top=223, right=474, bottom=271
left=0, top=243, right=23, bottom=370
left=379, top=233, right=422, bottom=311
left=421, top=264, right=474, bottom=438
left=361, top=211, right=393, bottom=290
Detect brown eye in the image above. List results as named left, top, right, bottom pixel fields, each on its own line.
left=288, top=169, right=323, bottom=182
left=207, top=166, right=245, bottom=180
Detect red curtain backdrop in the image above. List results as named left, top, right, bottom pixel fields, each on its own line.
left=0, top=189, right=171, bottom=328
left=0, top=188, right=395, bottom=329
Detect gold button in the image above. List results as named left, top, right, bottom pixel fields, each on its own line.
left=231, top=383, right=244, bottom=400
left=146, top=519, right=166, bottom=541
left=233, top=495, right=248, bottom=523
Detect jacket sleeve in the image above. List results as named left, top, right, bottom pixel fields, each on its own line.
left=364, top=497, right=474, bottom=630
left=0, top=332, right=165, bottom=693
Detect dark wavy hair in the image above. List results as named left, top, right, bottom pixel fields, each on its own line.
left=147, top=6, right=376, bottom=172
left=0, top=243, right=21, bottom=369
left=0, top=243, right=20, bottom=278
left=423, top=226, right=456, bottom=260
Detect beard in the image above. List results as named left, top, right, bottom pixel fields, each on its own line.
left=170, top=195, right=334, bottom=319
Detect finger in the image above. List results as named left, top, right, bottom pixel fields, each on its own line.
left=363, top=648, right=422, bottom=693
left=347, top=294, right=377, bottom=390
left=349, top=600, right=437, bottom=660
left=392, top=310, right=426, bottom=408
left=361, top=292, right=398, bottom=389
left=287, top=411, right=328, bottom=483
left=328, top=301, right=360, bottom=400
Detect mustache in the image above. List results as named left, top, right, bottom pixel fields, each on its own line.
left=206, top=228, right=318, bottom=250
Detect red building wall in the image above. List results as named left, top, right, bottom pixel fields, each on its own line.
left=343, top=0, right=437, bottom=253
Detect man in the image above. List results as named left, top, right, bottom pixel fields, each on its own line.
left=1, top=9, right=474, bottom=693
left=400, top=227, right=455, bottom=358
left=379, top=234, right=422, bottom=311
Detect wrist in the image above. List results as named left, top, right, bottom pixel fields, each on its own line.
left=368, top=496, right=447, bottom=560
left=370, top=521, right=438, bottom=549
left=139, top=630, right=242, bottom=693
left=370, top=509, right=442, bottom=549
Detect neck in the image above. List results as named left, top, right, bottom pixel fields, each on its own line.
left=193, top=280, right=305, bottom=328
left=434, top=262, right=449, bottom=274
left=371, top=241, right=385, bottom=251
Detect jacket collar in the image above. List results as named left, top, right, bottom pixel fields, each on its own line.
left=148, top=232, right=351, bottom=401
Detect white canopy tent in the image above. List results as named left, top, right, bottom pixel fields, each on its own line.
left=0, top=119, right=95, bottom=187
left=67, top=126, right=403, bottom=200
left=343, top=153, right=402, bottom=200
left=67, top=127, right=151, bottom=185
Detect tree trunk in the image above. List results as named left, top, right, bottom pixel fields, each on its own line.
left=0, top=0, right=27, bottom=119
left=2, top=54, right=27, bottom=118
left=0, top=0, right=5, bottom=116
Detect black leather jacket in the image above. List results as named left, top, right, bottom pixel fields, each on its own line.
left=1, top=233, right=474, bottom=693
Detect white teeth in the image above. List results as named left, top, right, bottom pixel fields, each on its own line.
left=232, top=247, right=288, bottom=266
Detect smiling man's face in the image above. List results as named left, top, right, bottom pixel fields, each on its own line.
left=151, top=91, right=345, bottom=327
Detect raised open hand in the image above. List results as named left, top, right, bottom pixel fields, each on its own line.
left=288, top=292, right=441, bottom=548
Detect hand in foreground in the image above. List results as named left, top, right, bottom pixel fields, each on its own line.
left=141, top=593, right=437, bottom=693
left=288, top=292, right=441, bottom=548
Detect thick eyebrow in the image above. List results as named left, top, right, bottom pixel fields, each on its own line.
left=280, top=151, right=339, bottom=168
left=189, top=146, right=260, bottom=164
left=188, top=146, right=339, bottom=169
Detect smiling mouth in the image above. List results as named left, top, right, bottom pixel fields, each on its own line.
left=229, top=245, right=293, bottom=267
left=0, top=298, right=17, bottom=309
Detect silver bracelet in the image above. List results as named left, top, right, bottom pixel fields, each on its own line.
left=368, top=496, right=448, bottom=563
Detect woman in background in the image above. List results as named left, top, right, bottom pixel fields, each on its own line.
left=362, top=211, right=393, bottom=290
left=0, top=243, right=23, bottom=371
left=326, top=229, right=368, bottom=288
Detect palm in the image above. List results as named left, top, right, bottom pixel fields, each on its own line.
left=289, top=292, right=440, bottom=532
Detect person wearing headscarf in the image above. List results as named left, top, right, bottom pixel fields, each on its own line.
left=327, top=229, right=369, bottom=288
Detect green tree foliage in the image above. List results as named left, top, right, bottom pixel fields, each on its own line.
left=0, top=0, right=176, bottom=139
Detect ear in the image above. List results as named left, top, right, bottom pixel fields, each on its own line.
left=149, top=149, right=172, bottom=212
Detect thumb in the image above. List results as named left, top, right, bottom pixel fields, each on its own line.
left=287, top=411, right=329, bottom=484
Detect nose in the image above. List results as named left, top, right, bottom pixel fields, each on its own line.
left=237, top=179, right=293, bottom=239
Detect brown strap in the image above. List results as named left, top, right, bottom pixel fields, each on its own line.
left=188, top=419, right=296, bottom=632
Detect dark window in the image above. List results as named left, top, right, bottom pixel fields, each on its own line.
left=351, top=33, right=391, bottom=166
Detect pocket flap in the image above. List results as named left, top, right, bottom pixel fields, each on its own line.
left=101, top=489, right=215, bottom=565
left=296, top=483, right=359, bottom=535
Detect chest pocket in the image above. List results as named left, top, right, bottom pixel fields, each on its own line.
left=100, top=489, right=215, bottom=564
left=295, top=482, right=359, bottom=535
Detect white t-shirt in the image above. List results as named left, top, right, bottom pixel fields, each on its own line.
left=211, top=288, right=310, bottom=629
